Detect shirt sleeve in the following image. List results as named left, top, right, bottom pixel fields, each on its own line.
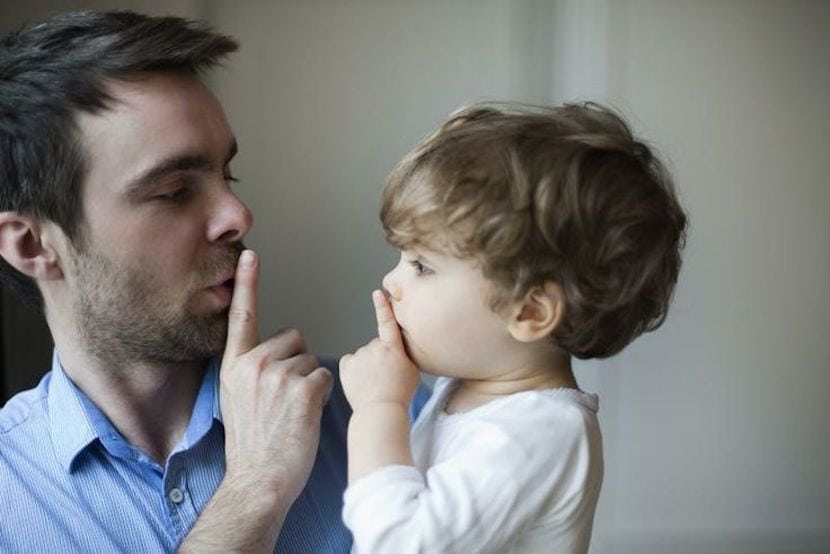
left=342, top=395, right=598, bottom=554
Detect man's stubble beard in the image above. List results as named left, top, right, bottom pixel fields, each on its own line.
left=70, top=242, right=242, bottom=368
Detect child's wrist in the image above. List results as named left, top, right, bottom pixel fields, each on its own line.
left=350, top=398, right=411, bottom=414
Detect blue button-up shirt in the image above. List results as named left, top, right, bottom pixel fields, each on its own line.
left=0, top=352, right=352, bottom=552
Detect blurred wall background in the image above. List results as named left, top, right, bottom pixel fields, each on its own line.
left=1, top=1, right=828, bottom=552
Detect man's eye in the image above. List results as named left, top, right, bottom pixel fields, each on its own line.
left=225, top=174, right=239, bottom=183
left=156, top=187, right=189, bottom=202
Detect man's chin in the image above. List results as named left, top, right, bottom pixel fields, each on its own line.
left=162, top=314, right=228, bottom=362
left=199, top=317, right=230, bottom=355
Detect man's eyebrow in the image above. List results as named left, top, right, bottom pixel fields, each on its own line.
left=126, top=137, right=239, bottom=193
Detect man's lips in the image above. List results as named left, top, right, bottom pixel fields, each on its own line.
left=207, top=275, right=235, bottom=306
left=210, top=273, right=236, bottom=289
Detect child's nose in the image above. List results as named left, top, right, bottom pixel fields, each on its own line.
left=382, top=270, right=401, bottom=302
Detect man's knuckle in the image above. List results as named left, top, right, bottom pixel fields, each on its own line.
left=278, top=327, right=302, bottom=343
left=229, top=306, right=254, bottom=325
left=298, top=352, right=319, bottom=369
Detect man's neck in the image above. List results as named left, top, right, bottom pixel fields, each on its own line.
left=53, top=337, right=206, bottom=465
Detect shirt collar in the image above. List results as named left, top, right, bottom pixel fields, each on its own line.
left=48, top=352, right=223, bottom=473
left=182, top=357, right=222, bottom=449
left=47, top=351, right=99, bottom=473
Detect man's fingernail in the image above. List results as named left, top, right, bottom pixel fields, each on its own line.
left=240, top=250, right=256, bottom=267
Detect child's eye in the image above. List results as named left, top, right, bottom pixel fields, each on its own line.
left=409, top=259, right=433, bottom=276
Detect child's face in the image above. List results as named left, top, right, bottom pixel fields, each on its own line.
left=381, top=248, right=521, bottom=378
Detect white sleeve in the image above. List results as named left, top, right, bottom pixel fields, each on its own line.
left=342, top=397, right=596, bottom=554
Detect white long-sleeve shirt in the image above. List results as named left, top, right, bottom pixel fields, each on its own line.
left=343, top=377, right=603, bottom=553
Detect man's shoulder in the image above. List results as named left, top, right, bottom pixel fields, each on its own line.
left=0, top=375, right=53, bottom=487
left=0, top=373, right=50, bottom=435
left=317, top=355, right=351, bottom=429
left=317, top=355, right=340, bottom=373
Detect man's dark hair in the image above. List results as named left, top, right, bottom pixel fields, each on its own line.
left=0, top=10, right=238, bottom=309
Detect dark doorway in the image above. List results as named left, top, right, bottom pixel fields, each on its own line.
left=1, top=289, right=53, bottom=404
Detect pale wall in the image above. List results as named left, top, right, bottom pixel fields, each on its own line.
left=549, top=2, right=830, bottom=552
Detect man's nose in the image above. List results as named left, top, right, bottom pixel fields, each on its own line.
left=207, top=188, right=253, bottom=244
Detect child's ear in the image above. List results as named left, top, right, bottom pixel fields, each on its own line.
left=0, top=212, right=65, bottom=281
left=507, top=282, right=565, bottom=343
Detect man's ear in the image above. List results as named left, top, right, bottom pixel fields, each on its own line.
left=507, top=282, right=565, bottom=343
left=0, top=212, right=64, bottom=281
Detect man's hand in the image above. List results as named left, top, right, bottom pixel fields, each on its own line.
left=220, top=249, right=333, bottom=504
left=179, top=249, right=333, bottom=553
left=339, top=290, right=420, bottom=410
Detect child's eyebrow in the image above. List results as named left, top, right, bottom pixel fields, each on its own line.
left=414, top=251, right=439, bottom=267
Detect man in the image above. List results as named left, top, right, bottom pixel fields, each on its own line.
left=0, top=11, right=351, bottom=552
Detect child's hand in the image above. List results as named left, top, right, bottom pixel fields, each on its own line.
left=340, top=290, right=421, bottom=410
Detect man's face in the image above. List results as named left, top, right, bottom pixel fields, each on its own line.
left=67, top=72, right=252, bottom=365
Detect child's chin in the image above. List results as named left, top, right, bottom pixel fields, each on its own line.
left=400, top=335, right=441, bottom=376
left=409, top=355, right=439, bottom=377
left=399, top=333, right=414, bottom=357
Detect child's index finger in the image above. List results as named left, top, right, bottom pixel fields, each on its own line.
left=223, top=249, right=260, bottom=362
left=373, top=289, right=402, bottom=344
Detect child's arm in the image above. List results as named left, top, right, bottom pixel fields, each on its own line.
left=341, top=390, right=601, bottom=554
left=339, top=290, right=421, bottom=483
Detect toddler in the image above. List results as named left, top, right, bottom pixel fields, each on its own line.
left=340, top=102, right=687, bottom=553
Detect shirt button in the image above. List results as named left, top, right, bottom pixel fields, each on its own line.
left=168, top=488, right=184, bottom=504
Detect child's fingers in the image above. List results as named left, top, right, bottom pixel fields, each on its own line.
left=373, top=289, right=403, bottom=345
left=222, top=249, right=260, bottom=364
